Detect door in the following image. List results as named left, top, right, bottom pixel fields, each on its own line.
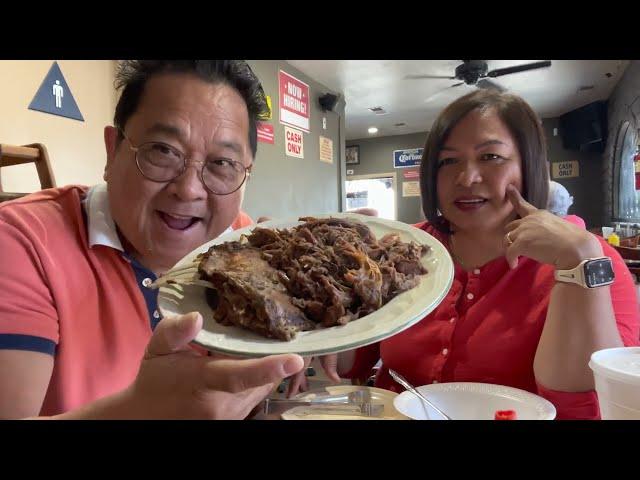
left=345, top=173, right=397, bottom=221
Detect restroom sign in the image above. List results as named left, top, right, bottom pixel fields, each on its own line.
left=552, top=161, right=579, bottom=179
left=28, top=61, right=84, bottom=121
left=285, top=126, right=304, bottom=158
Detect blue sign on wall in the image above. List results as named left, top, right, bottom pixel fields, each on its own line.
left=393, top=148, right=423, bottom=168
left=28, top=61, right=84, bottom=121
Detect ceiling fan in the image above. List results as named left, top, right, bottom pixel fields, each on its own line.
left=406, top=60, right=552, bottom=93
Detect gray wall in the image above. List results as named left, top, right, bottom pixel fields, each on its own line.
left=244, top=60, right=344, bottom=220
left=543, top=118, right=603, bottom=228
left=346, top=132, right=427, bottom=224
left=603, top=60, right=640, bottom=225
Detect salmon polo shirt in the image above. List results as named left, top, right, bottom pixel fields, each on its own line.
left=0, top=184, right=253, bottom=416
left=345, top=218, right=640, bottom=420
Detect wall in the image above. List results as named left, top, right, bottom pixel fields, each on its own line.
left=244, top=61, right=344, bottom=220
left=0, top=60, right=117, bottom=193
left=543, top=118, right=603, bottom=228
left=0, top=60, right=345, bottom=222
left=603, top=60, right=640, bottom=225
left=346, top=132, right=427, bottom=224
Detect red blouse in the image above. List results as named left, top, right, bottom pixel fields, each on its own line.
left=345, top=217, right=640, bottom=419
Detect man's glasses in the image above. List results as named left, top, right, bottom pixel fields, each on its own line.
left=120, top=130, right=251, bottom=195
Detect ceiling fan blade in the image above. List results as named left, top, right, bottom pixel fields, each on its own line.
left=424, top=82, right=466, bottom=103
left=487, top=60, right=552, bottom=78
left=476, top=78, right=506, bottom=92
left=404, top=74, right=456, bottom=80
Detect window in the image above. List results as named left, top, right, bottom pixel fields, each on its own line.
left=613, top=121, right=639, bottom=221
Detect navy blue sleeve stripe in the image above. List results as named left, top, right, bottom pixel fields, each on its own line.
left=0, top=334, right=56, bottom=355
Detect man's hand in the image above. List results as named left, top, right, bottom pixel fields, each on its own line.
left=125, top=312, right=304, bottom=419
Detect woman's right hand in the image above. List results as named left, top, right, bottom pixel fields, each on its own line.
left=123, top=312, right=304, bottom=419
left=285, top=354, right=343, bottom=397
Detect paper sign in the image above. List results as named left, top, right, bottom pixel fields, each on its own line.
left=552, top=161, right=579, bottom=179
left=28, top=61, right=84, bottom=121
left=279, top=71, right=310, bottom=132
left=258, top=95, right=273, bottom=121
left=402, top=181, right=421, bottom=197
left=285, top=126, right=304, bottom=158
left=403, top=169, right=420, bottom=180
left=319, top=136, right=333, bottom=164
left=257, top=122, right=274, bottom=144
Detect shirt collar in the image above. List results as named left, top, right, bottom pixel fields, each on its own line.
left=82, top=183, right=124, bottom=252
left=82, top=183, right=234, bottom=252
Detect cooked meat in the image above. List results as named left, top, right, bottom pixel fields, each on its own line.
left=198, top=241, right=315, bottom=341
left=198, top=217, right=430, bottom=340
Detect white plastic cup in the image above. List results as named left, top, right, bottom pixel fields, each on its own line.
left=589, top=347, right=640, bottom=419
left=601, top=227, right=614, bottom=238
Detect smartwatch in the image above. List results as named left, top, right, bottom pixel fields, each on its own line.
left=554, top=257, right=615, bottom=288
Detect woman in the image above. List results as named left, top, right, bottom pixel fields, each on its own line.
left=290, top=90, right=639, bottom=420
left=547, top=180, right=575, bottom=217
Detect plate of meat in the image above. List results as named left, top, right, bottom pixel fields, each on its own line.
left=155, top=214, right=454, bottom=357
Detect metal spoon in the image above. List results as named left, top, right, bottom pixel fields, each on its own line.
left=389, top=369, right=451, bottom=420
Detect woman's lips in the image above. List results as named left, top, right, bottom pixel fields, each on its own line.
left=453, top=197, right=488, bottom=212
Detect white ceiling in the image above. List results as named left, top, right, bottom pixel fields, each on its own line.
left=286, top=60, right=629, bottom=140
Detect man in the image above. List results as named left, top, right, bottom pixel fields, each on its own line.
left=0, top=60, right=304, bottom=419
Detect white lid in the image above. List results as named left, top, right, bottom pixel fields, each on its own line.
left=589, top=347, right=640, bottom=385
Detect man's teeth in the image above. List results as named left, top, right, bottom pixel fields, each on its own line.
left=458, top=199, right=485, bottom=203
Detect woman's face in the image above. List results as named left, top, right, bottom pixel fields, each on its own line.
left=436, top=108, right=523, bottom=234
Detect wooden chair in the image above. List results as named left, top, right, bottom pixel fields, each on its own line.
left=613, top=245, right=640, bottom=261
left=620, top=235, right=640, bottom=249
left=0, top=143, right=56, bottom=203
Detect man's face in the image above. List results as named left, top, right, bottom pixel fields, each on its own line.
left=104, top=73, right=252, bottom=272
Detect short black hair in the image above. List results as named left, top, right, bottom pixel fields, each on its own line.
left=420, top=89, right=550, bottom=233
left=113, top=60, right=269, bottom=158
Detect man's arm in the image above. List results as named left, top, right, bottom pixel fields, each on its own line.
left=0, top=350, right=53, bottom=418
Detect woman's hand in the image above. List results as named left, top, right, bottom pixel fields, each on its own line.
left=285, top=354, right=343, bottom=397
left=504, top=185, right=603, bottom=270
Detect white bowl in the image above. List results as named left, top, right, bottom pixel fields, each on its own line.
left=393, top=382, right=556, bottom=420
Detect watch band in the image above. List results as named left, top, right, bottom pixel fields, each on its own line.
left=554, top=260, right=587, bottom=287
left=554, top=257, right=613, bottom=288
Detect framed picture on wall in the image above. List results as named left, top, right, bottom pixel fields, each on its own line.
left=346, top=145, right=360, bottom=165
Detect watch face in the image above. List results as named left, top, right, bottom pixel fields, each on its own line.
left=585, top=258, right=615, bottom=288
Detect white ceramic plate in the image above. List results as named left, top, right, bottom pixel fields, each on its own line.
left=393, top=382, right=557, bottom=420
left=282, top=385, right=408, bottom=420
left=157, top=213, right=454, bottom=357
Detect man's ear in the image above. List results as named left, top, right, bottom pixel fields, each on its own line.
left=103, top=126, right=119, bottom=182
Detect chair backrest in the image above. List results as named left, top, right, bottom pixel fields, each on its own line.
left=0, top=143, right=56, bottom=202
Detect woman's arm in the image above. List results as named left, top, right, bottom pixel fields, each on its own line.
left=504, top=186, right=638, bottom=392
left=534, top=260, right=621, bottom=391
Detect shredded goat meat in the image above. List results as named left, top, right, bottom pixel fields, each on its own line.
left=197, top=217, right=429, bottom=340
